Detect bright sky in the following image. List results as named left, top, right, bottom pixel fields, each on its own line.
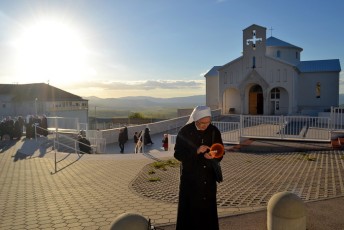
left=0, top=0, right=343, bottom=98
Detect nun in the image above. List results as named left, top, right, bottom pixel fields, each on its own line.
left=174, top=105, right=224, bottom=230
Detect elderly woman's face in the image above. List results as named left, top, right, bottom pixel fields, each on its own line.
left=195, top=116, right=211, bottom=130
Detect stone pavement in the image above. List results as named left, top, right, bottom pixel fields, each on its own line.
left=1, top=136, right=344, bottom=230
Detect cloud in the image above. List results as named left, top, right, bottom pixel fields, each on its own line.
left=67, top=79, right=205, bottom=91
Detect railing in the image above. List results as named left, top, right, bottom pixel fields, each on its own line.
left=168, top=115, right=334, bottom=147
left=241, top=115, right=331, bottom=141
left=45, top=108, right=344, bottom=152
left=168, top=134, right=177, bottom=151
left=88, top=137, right=106, bottom=153
left=33, top=125, right=93, bottom=173
left=330, top=107, right=344, bottom=130
left=46, top=117, right=79, bottom=132
left=213, top=121, right=241, bottom=144
left=134, top=129, right=145, bottom=153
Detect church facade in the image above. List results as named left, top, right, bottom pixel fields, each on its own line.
left=205, top=24, right=341, bottom=115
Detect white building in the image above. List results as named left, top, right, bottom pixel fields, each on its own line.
left=205, top=24, right=341, bottom=115
left=0, top=83, right=88, bottom=123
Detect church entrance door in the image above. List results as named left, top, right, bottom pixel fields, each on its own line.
left=249, top=85, right=263, bottom=115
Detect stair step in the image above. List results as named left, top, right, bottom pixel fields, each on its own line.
left=338, top=137, right=344, bottom=146
left=331, top=139, right=341, bottom=149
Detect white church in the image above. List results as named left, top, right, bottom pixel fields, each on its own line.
left=205, top=24, right=341, bottom=115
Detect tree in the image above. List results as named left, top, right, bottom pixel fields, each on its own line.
left=129, top=112, right=144, bottom=119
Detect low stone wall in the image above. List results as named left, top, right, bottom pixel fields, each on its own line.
left=86, top=109, right=221, bottom=145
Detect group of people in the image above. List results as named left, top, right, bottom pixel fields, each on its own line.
left=0, top=115, right=48, bottom=141
left=3, top=105, right=223, bottom=229
left=77, top=133, right=92, bottom=154
left=119, top=127, right=155, bottom=153
left=25, top=115, right=48, bottom=138
left=0, top=116, right=24, bottom=140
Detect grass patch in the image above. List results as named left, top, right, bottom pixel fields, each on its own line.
left=296, top=153, right=316, bottom=161
left=304, top=154, right=316, bottom=161
left=146, top=159, right=180, bottom=181
left=148, top=169, right=156, bottom=175
left=151, top=159, right=180, bottom=171
left=148, top=177, right=161, bottom=182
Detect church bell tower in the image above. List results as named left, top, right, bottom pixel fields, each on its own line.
left=243, top=24, right=267, bottom=69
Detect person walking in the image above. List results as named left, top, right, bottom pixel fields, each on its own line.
left=118, top=127, right=128, bottom=153
left=162, top=133, right=168, bottom=151
left=144, top=127, right=154, bottom=145
left=174, top=105, right=224, bottom=230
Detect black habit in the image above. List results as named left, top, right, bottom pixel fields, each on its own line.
left=174, top=122, right=223, bottom=230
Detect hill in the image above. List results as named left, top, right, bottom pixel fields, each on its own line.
left=85, top=95, right=206, bottom=118
left=85, top=95, right=205, bottom=109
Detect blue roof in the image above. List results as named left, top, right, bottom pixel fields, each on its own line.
left=204, top=66, right=221, bottom=77
left=297, top=59, right=341, bottom=73
left=266, top=36, right=302, bottom=50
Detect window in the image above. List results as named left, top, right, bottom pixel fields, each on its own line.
left=269, top=70, right=274, bottom=83
left=271, top=88, right=280, bottom=99
left=316, top=82, right=321, bottom=98
left=252, top=56, right=256, bottom=68
left=277, top=50, right=281, bottom=58
left=283, top=69, right=287, bottom=82
left=296, top=51, right=299, bottom=59
left=276, top=69, right=280, bottom=82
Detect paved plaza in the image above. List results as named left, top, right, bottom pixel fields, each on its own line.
left=1, top=135, right=344, bottom=229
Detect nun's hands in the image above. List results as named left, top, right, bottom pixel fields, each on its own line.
left=197, top=145, right=214, bottom=159
left=197, top=145, right=209, bottom=154
left=204, top=152, right=214, bottom=159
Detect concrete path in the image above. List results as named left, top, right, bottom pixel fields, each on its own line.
left=1, top=136, right=344, bottom=230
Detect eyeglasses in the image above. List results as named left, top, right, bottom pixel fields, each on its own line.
left=196, top=120, right=211, bottom=126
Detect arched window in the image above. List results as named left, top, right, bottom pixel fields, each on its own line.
left=250, top=84, right=262, bottom=93
left=271, top=88, right=280, bottom=99
left=252, top=56, right=256, bottom=68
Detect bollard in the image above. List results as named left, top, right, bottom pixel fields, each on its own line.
left=109, top=212, right=150, bottom=230
left=267, top=191, right=306, bottom=230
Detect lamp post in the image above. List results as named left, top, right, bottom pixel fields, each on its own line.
left=95, top=106, right=97, bottom=130
left=35, top=98, right=38, bottom=116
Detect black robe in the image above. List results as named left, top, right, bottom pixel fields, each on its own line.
left=174, top=122, right=223, bottom=230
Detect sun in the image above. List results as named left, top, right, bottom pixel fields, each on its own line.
left=13, top=18, right=91, bottom=85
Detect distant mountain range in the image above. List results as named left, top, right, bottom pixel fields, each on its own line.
left=85, top=95, right=206, bottom=110
left=85, top=94, right=344, bottom=111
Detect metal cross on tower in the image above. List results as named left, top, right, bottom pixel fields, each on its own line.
left=246, top=30, right=262, bottom=49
